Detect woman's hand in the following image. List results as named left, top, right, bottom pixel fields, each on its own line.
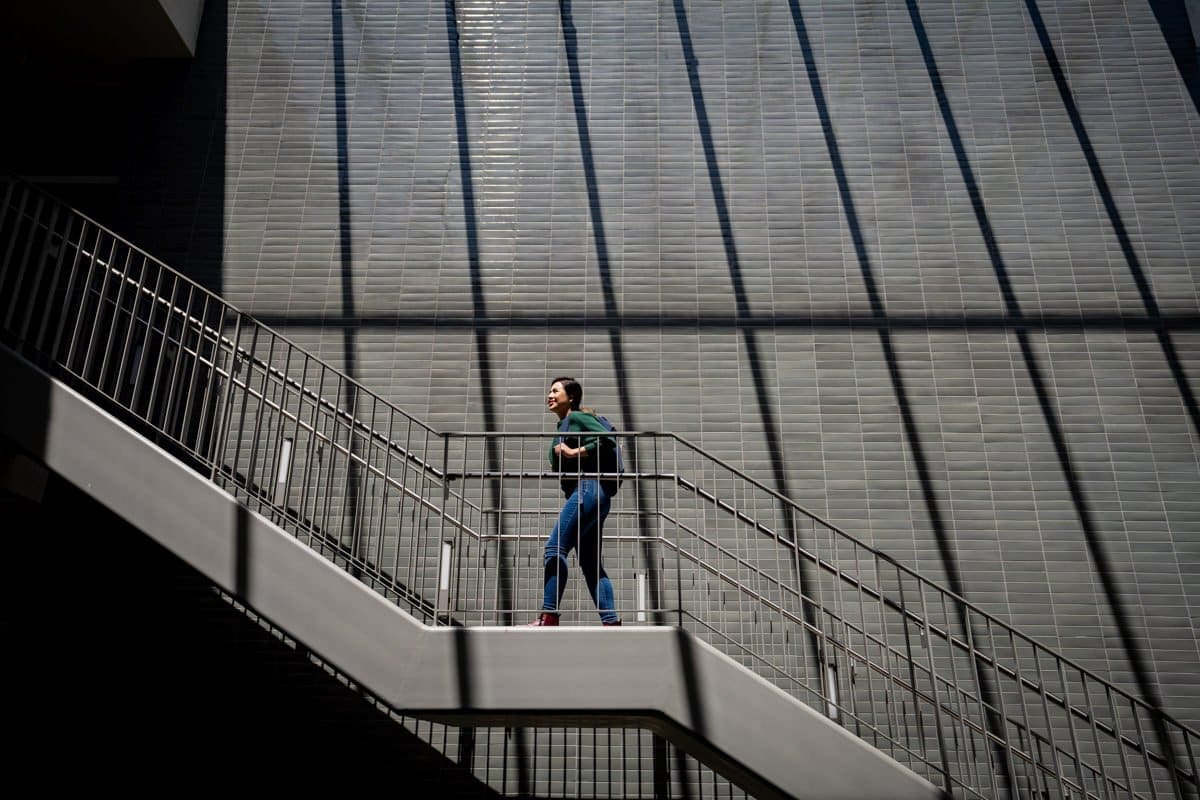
left=554, top=443, right=585, bottom=458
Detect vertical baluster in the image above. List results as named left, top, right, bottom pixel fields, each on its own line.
left=1005, top=626, right=1041, bottom=796
left=673, top=443, right=685, bottom=632
left=262, top=342, right=292, bottom=515
left=341, top=373, right=359, bottom=567
left=0, top=179, right=17, bottom=262
left=896, top=564, right=930, bottom=768
left=375, top=406, right=395, bottom=580
left=964, top=605, right=1009, bottom=799
left=408, top=425, right=428, bottom=619
left=1179, top=728, right=1197, bottom=800
left=245, top=331, right=277, bottom=511
left=209, top=313, right=243, bottom=485
left=492, top=432, right=505, bottom=626
left=0, top=190, right=37, bottom=322
left=320, top=368, right=343, bottom=549
left=112, top=254, right=151, bottom=407
left=143, top=270, right=181, bottom=429
left=297, top=354, right=322, bottom=541
left=434, top=434, right=450, bottom=626
left=359, top=393, right=380, bottom=574
left=1057, top=659, right=1090, bottom=797
left=193, top=303, right=229, bottom=469
left=875, top=552, right=900, bottom=759
left=34, top=212, right=79, bottom=354
left=1031, top=643, right=1072, bottom=799
left=54, top=219, right=97, bottom=366
left=917, top=579, right=954, bottom=792
left=1078, top=674, right=1115, bottom=800
left=388, top=413, right=411, bottom=596
left=129, top=260, right=165, bottom=419
left=177, top=291, right=214, bottom=449
left=1129, top=698, right=1161, bottom=800
left=227, top=324, right=259, bottom=500
left=161, top=282, right=196, bottom=440
left=849, top=542, right=876, bottom=748
left=92, top=246, right=129, bottom=395
left=77, top=232, right=119, bottom=382
left=15, top=203, right=61, bottom=344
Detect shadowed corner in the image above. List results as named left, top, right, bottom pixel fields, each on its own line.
left=113, top=0, right=229, bottom=298
left=1145, top=0, right=1200, bottom=115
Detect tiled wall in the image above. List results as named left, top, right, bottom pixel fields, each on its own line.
left=138, top=0, right=1200, bottom=732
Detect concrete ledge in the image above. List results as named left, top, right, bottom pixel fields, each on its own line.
left=0, top=344, right=948, bottom=800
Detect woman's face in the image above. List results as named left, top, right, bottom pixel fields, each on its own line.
left=547, top=382, right=571, bottom=417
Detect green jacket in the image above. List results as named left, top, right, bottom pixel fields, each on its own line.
left=548, top=410, right=611, bottom=466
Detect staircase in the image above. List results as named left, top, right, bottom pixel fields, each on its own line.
left=1, top=177, right=1196, bottom=798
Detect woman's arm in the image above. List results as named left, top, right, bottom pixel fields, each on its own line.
left=558, top=412, right=609, bottom=457
left=551, top=412, right=605, bottom=458
left=553, top=441, right=587, bottom=458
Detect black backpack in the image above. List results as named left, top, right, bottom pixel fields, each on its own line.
left=594, top=414, right=624, bottom=495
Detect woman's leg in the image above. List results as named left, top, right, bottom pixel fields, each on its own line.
left=542, top=486, right=582, bottom=613
left=577, top=482, right=619, bottom=624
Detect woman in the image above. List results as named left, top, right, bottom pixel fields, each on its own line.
left=529, top=376, right=621, bottom=626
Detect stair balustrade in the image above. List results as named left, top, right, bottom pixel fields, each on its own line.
left=2, top=177, right=1195, bottom=799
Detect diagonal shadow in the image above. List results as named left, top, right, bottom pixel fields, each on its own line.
left=1017, top=0, right=1193, bottom=791
left=671, top=0, right=825, bottom=719
left=1023, top=0, right=1200, bottom=443
left=901, top=1, right=1124, bottom=793
left=557, top=2, right=684, bottom=794
left=332, top=0, right=366, bottom=580
left=783, top=0, right=998, bottom=791
left=444, top=0, right=528, bottom=792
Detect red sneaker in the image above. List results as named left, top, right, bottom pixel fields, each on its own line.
left=527, top=613, right=560, bottom=627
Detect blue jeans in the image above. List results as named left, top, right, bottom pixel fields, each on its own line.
left=542, top=480, right=618, bottom=623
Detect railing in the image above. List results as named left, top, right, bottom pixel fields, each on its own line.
left=1, top=176, right=1196, bottom=799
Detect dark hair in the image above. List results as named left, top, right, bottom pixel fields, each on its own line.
left=550, top=375, right=583, bottom=410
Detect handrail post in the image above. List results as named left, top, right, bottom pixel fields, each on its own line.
left=920, top=580, right=954, bottom=792
left=670, top=436, right=682, bottom=629
left=437, top=433, right=450, bottom=627
left=209, top=313, right=243, bottom=483
left=896, top=564, right=926, bottom=765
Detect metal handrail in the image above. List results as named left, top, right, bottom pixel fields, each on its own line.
left=454, top=465, right=1200, bottom=784
left=444, top=456, right=1200, bottom=755
left=2, top=176, right=1196, bottom=799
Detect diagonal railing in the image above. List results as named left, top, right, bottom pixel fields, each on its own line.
left=1, top=176, right=1196, bottom=799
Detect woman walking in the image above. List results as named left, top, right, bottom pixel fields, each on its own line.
left=529, top=376, right=621, bottom=626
